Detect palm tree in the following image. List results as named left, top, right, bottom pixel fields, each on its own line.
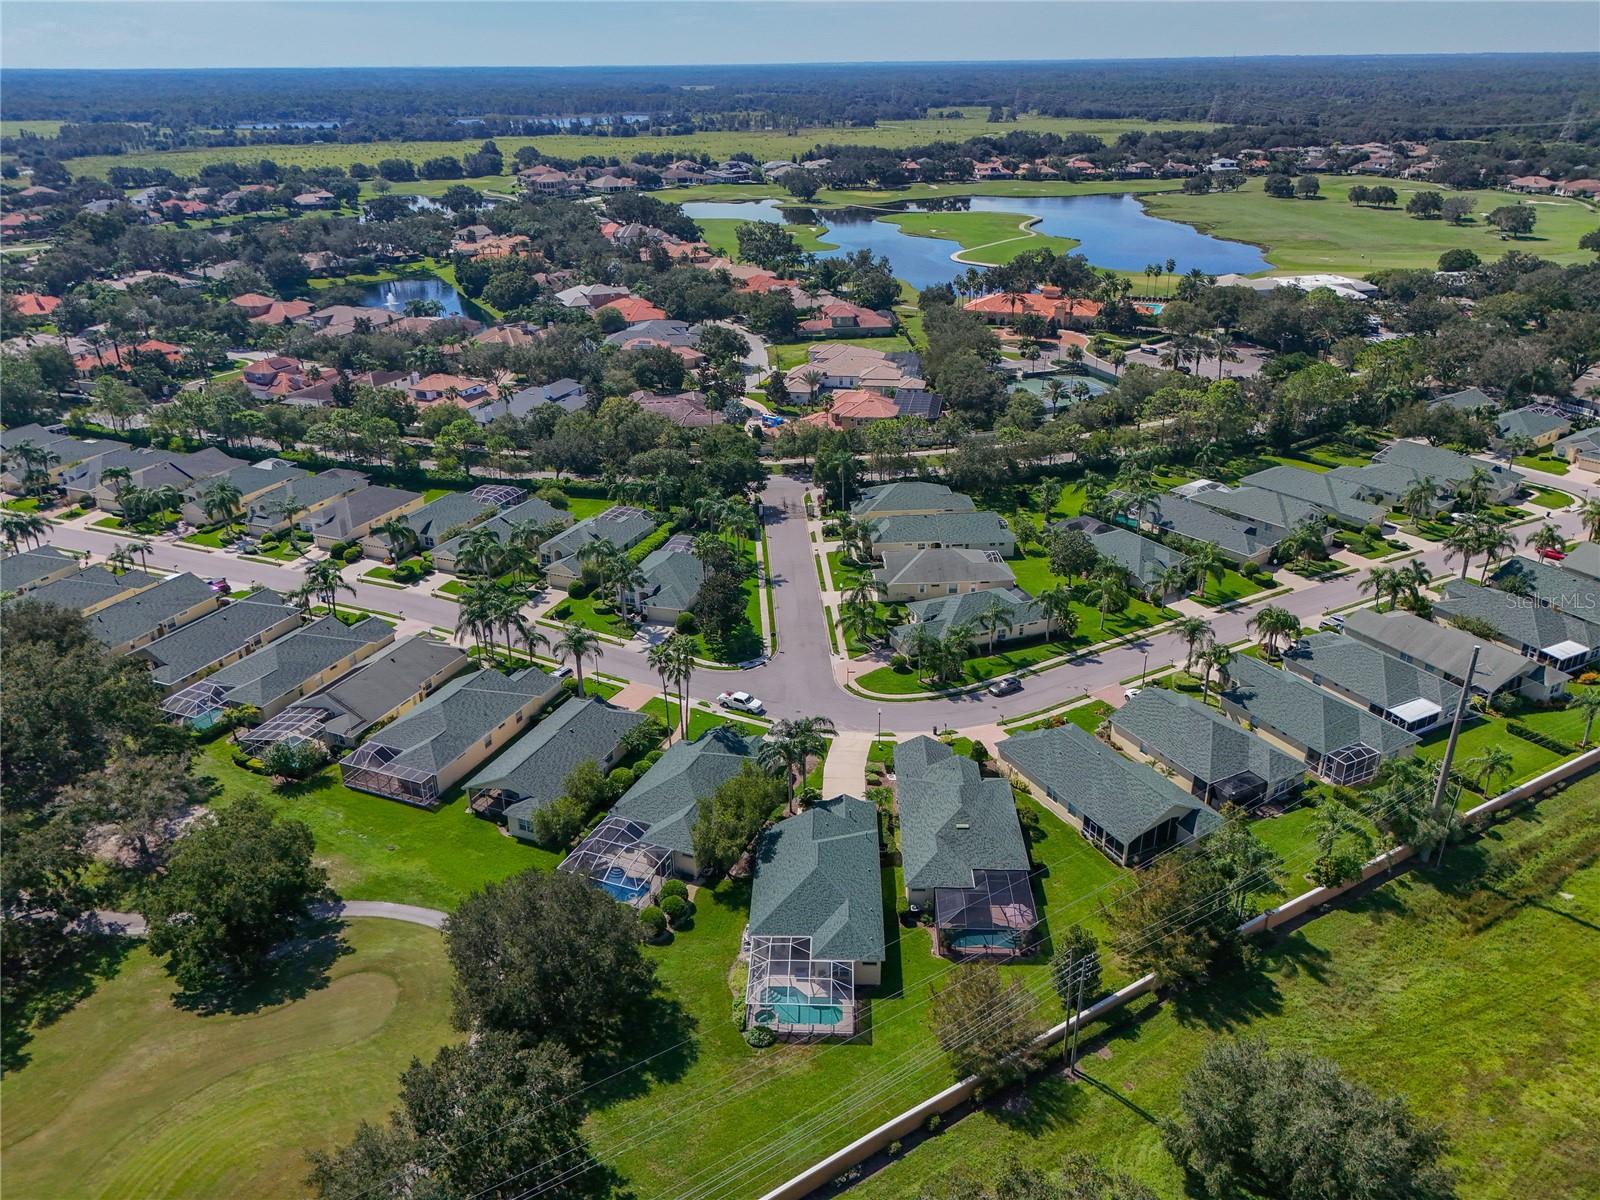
left=647, top=637, right=682, bottom=742
left=1578, top=496, right=1600, bottom=541
left=1185, top=543, right=1225, bottom=603
left=373, top=516, right=419, bottom=564
left=612, top=556, right=648, bottom=619
left=274, top=495, right=308, bottom=556
left=905, top=624, right=941, bottom=684
left=201, top=478, right=244, bottom=536
left=1247, top=605, right=1299, bottom=659
left=100, top=464, right=132, bottom=508
left=1036, top=584, right=1077, bottom=645
left=758, top=715, right=838, bottom=810
left=665, top=634, right=697, bottom=740
left=1197, top=643, right=1233, bottom=704
left=1443, top=523, right=1481, bottom=580
left=1526, top=523, right=1565, bottom=561
left=490, top=585, right=538, bottom=661
left=1, top=511, right=48, bottom=552
left=975, top=595, right=1013, bottom=655
left=554, top=622, right=603, bottom=699
left=459, top=527, right=505, bottom=579
left=1456, top=467, right=1493, bottom=514
left=1570, top=686, right=1600, bottom=746
left=1360, top=565, right=1401, bottom=612
left=935, top=623, right=977, bottom=685
left=1083, top=567, right=1130, bottom=634
left=302, top=557, right=355, bottom=618
left=841, top=596, right=886, bottom=650
left=1399, top=477, right=1438, bottom=525
left=1396, top=560, right=1432, bottom=611
left=1463, top=746, right=1514, bottom=795
left=455, top=581, right=497, bottom=655
left=1476, top=525, right=1518, bottom=582
left=1175, top=616, right=1216, bottom=674
left=106, top=542, right=136, bottom=574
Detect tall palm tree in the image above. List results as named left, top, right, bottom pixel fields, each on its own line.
left=1175, top=616, right=1215, bottom=674
left=99, top=464, right=132, bottom=508
left=1456, top=467, right=1493, bottom=514
left=1036, top=584, right=1076, bottom=645
left=1, top=511, right=48, bottom=551
left=1396, top=560, right=1432, bottom=611
left=757, top=715, right=838, bottom=810
left=302, top=557, right=355, bottom=618
left=1185, top=543, right=1225, bottom=603
left=374, top=516, right=419, bottom=564
left=1360, top=565, right=1400, bottom=612
left=1247, top=605, right=1299, bottom=659
left=975, top=595, right=1013, bottom=656
left=1443, top=522, right=1481, bottom=580
left=106, top=542, right=136, bottom=574
left=1579, top=496, right=1600, bottom=541
left=1463, top=746, right=1514, bottom=795
left=1198, top=643, right=1233, bottom=704
left=1476, top=525, right=1518, bottom=582
left=1526, top=523, right=1565, bottom=560
left=841, top=596, right=886, bottom=650
left=490, top=585, right=539, bottom=661
left=1399, top=477, right=1438, bottom=525
left=459, top=527, right=505, bottom=579
left=1570, top=686, right=1600, bottom=746
left=455, top=581, right=497, bottom=655
left=275, top=495, right=308, bottom=556
left=201, top=478, right=244, bottom=536
left=554, top=622, right=603, bottom=699
left=647, top=637, right=683, bottom=743
left=665, top=634, right=697, bottom=740
left=905, top=624, right=940, bottom=684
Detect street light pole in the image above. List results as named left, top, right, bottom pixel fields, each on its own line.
left=877, top=707, right=882, bottom=739
left=1140, top=649, right=1149, bottom=685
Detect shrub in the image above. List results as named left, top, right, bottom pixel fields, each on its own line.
left=659, top=878, right=689, bottom=901
left=537, top=483, right=569, bottom=509
left=638, top=906, right=667, bottom=937
left=744, top=1024, right=776, bottom=1048
left=1361, top=523, right=1382, bottom=538
left=607, top=766, right=636, bottom=793
left=341, top=544, right=363, bottom=563
left=393, top=561, right=420, bottom=583
left=889, top=654, right=910, bottom=672
left=866, top=785, right=894, bottom=807
left=639, top=749, right=664, bottom=771
left=569, top=579, right=593, bottom=600
left=594, top=601, right=614, bottom=615
left=887, top=1140, right=902, bottom=1157
left=924, top=1114, right=942, bottom=1134
left=1507, top=722, right=1575, bottom=754
left=258, top=533, right=280, bottom=548
left=261, top=737, right=330, bottom=781
left=660, top=894, right=690, bottom=924
left=560, top=676, right=581, bottom=696
left=968, top=741, right=989, bottom=762
left=675, top=610, right=698, bottom=634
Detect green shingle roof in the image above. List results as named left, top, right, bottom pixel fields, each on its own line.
left=1191, top=485, right=1325, bottom=533
left=1236, top=465, right=1389, bottom=526
left=1220, top=655, right=1418, bottom=758
left=612, top=724, right=762, bottom=855
left=850, top=481, right=975, bottom=519
left=1110, top=688, right=1304, bottom=794
left=998, top=724, right=1221, bottom=848
left=472, top=698, right=651, bottom=819
left=873, top=547, right=1014, bottom=589
left=1496, top=408, right=1570, bottom=441
left=1342, top=605, right=1555, bottom=695
left=89, top=572, right=216, bottom=647
left=1139, top=494, right=1280, bottom=558
left=296, top=636, right=468, bottom=741
left=344, top=666, right=558, bottom=781
left=895, top=736, right=1029, bottom=892
left=434, top=495, right=572, bottom=563
left=134, top=589, right=300, bottom=688
left=1491, top=555, right=1600, bottom=613
left=867, top=511, right=1012, bottom=547
left=1060, top=518, right=1187, bottom=591
left=635, top=548, right=704, bottom=613
left=541, top=506, right=658, bottom=566
left=1370, top=439, right=1523, bottom=491
left=1283, top=631, right=1463, bottom=716
left=14, top=564, right=160, bottom=612
left=748, top=794, right=885, bottom=963
left=403, top=493, right=497, bottom=541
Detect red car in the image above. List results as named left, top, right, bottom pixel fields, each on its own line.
left=1539, top=549, right=1566, bottom=561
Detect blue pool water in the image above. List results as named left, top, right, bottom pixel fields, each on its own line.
left=760, top=984, right=846, bottom=1026
left=947, top=928, right=1022, bottom=950
left=598, top=867, right=650, bottom=904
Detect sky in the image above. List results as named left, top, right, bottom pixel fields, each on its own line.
left=3, top=0, right=1597, bottom=70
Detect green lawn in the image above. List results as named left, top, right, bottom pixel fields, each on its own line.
left=695, top=217, right=837, bottom=259
left=2, top=496, right=42, bottom=512
left=1189, top=567, right=1271, bottom=607
left=1141, top=174, right=1600, bottom=274
left=1012, top=698, right=1114, bottom=734
left=1514, top=453, right=1569, bottom=477
left=1526, top=486, right=1571, bottom=509
left=178, top=526, right=245, bottom=550
left=879, top=209, right=1077, bottom=266
left=1, top=920, right=455, bottom=1200
left=855, top=776, right=1600, bottom=1200
left=546, top=593, right=634, bottom=638
left=198, top=739, right=559, bottom=911
left=1332, top=528, right=1411, bottom=559
left=639, top=696, right=765, bottom=741
left=1417, top=714, right=1569, bottom=797
left=770, top=335, right=916, bottom=372
left=827, top=549, right=871, bottom=591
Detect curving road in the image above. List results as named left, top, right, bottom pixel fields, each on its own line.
left=43, top=455, right=1594, bottom=737
left=90, top=899, right=448, bottom=936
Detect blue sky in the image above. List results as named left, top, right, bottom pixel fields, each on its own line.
left=3, top=1, right=1596, bottom=70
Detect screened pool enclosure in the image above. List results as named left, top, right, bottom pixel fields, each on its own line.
left=743, top=934, right=857, bottom=1039
left=933, top=868, right=1037, bottom=960
left=558, top=814, right=672, bottom=907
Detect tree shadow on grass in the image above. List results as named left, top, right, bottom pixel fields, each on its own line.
left=170, top=914, right=352, bottom=1017
left=2, top=931, right=136, bottom=1074
left=1168, top=957, right=1287, bottom=1034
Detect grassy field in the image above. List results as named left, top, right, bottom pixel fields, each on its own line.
left=1515, top=453, right=1570, bottom=476
left=879, top=209, right=1078, bottom=266
left=1, top=119, right=64, bottom=138
left=2, top=920, right=455, bottom=1200
left=770, top=334, right=917, bottom=371
left=851, top=771, right=1600, bottom=1200
left=61, top=112, right=1213, bottom=178
left=1141, top=174, right=1600, bottom=275
left=694, top=217, right=837, bottom=259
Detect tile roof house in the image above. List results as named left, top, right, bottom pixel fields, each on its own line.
left=88, top=571, right=221, bottom=654
left=1109, top=688, right=1304, bottom=809
left=628, top=546, right=705, bottom=622
left=1218, top=656, right=1418, bottom=786
left=866, top=511, right=1014, bottom=558
left=1135, top=495, right=1282, bottom=565
left=309, top=485, right=425, bottom=549
left=964, top=290, right=1101, bottom=329
left=229, top=294, right=314, bottom=325
left=889, top=586, right=1047, bottom=652
left=539, top=506, right=659, bottom=589
left=850, top=482, right=974, bottom=521
left=744, top=794, right=886, bottom=1037
left=474, top=698, right=652, bottom=831
left=555, top=283, right=633, bottom=310
left=895, top=736, right=1036, bottom=958
left=132, top=588, right=303, bottom=693
left=1433, top=580, right=1600, bottom=675
left=340, top=666, right=561, bottom=806
left=629, top=389, right=723, bottom=428
left=873, top=547, right=1016, bottom=602
left=238, top=635, right=469, bottom=753
left=432, top=495, right=573, bottom=575
left=1237, top=465, right=1390, bottom=528
left=999, top=724, right=1222, bottom=866
left=599, top=296, right=668, bottom=325
left=800, top=389, right=902, bottom=431
left=1282, top=632, right=1464, bottom=734
left=797, top=301, right=894, bottom=337
left=0, top=544, right=83, bottom=594
left=1342, top=605, right=1568, bottom=701
left=161, top=613, right=394, bottom=726
left=15, top=564, right=163, bottom=615
left=359, top=492, right=498, bottom=557
left=1057, top=516, right=1190, bottom=601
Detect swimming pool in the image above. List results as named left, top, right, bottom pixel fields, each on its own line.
left=947, top=928, right=1023, bottom=950
left=759, top=985, right=846, bottom=1026
left=597, top=867, right=651, bottom=904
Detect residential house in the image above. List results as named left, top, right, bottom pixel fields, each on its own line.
left=15, top=564, right=163, bottom=615
left=850, top=482, right=975, bottom=522
left=359, top=491, right=497, bottom=558
left=797, top=301, right=894, bottom=338
left=1506, top=176, right=1558, bottom=193
left=6, top=292, right=62, bottom=319
left=604, top=319, right=699, bottom=350
left=1283, top=632, right=1464, bottom=734
left=600, top=296, right=668, bottom=325
left=242, top=469, right=369, bottom=537
left=1218, top=655, right=1419, bottom=785
left=469, top=378, right=590, bottom=424
left=1135, top=494, right=1282, bottom=566
left=0, top=423, right=106, bottom=488
left=89, top=571, right=221, bottom=654
left=539, top=506, right=659, bottom=589
left=474, top=698, right=652, bottom=830
left=742, top=794, right=885, bottom=1039
left=1368, top=439, right=1524, bottom=503
left=1554, top=427, right=1600, bottom=471
left=866, top=511, right=1015, bottom=558
left=629, top=389, right=722, bottom=428
left=1557, top=541, right=1600, bottom=581
left=1342, top=605, right=1567, bottom=701
left=1056, top=516, right=1190, bottom=602
left=237, top=636, right=469, bottom=754
left=432, top=495, right=572, bottom=575
left=800, top=389, right=906, bottom=432
left=279, top=369, right=408, bottom=409
left=1109, top=688, right=1305, bottom=808
left=560, top=725, right=763, bottom=894
left=242, top=356, right=312, bottom=396
left=1237, top=464, right=1390, bottom=528
left=1188, top=485, right=1333, bottom=544
left=340, top=666, right=561, bottom=806
left=132, top=588, right=303, bottom=693
left=782, top=344, right=935, bottom=409
left=229, top=294, right=314, bottom=326
left=1433, top=580, right=1600, bottom=674
left=179, top=460, right=308, bottom=527
left=628, top=544, right=705, bottom=623
left=293, top=304, right=404, bottom=338
left=1557, top=179, right=1600, bottom=198
left=161, top=614, right=393, bottom=727
left=405, top=372, right=495, bottom=408
left=1491, top=555, right=1600, bottom=616
left=889, top=586, right=1048, bottom=653
left=0, top=544, right=82, bottom=594
left=873, top=547, right=1016, bottom=602
left=963, top=290, right=1101, bottom=330
left=1430, top=386, right=1498, bottom=414
left=999, top=724, right=1222, bottom=866
left=308, top=485, right=425, bottom=550
left=555, top=283, right=633, bottom=310
left=1495, top=407, right=1571, bottom=448
left=896, top=736, right=1036, bottom=958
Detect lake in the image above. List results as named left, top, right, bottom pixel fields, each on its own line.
left=357, top=276, right=470, bottom=318
left=678, top=193, right=1268, bottom=288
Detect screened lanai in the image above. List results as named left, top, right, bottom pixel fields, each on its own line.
left=1320, top=741, right=1381, bottom=787
left=235, top=705, right=329, bottom=751
left=933, top=868, right=1037, bottom=960
left=339, top=741, right=440, bottom=805
left=161, top=681, right=230, bottom=728
left=558, top=814, right=672, bottom=907
left=744, top=935, right=857, bottom=1039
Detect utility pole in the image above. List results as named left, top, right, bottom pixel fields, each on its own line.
left=1064, top=947, right=1099, bottom=1077
left=1429, top=644, right=1478, bottom=866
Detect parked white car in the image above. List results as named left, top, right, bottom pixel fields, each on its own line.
left=717, top=691, right=765, bottom=715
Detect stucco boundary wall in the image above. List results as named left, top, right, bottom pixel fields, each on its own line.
left=757, top=746, right=1600, bottom=1200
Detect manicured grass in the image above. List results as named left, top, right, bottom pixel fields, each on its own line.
left=420, top=487, right=453, bottom=502
left=2, top=496, right=42, bottom=512
left=198, top=739, right=559, bottom=910
left=770, top=335, right=916, bottom=372
left=879, top=208, right=1078, bottom=266
left=1417, top=714, right=1568, bottom=797
left=1332, top=528, right=1411, bottom=558
left=851, top=776, right=1600, bottom=1200
left=1013, top=698, right=1114, bottom=734
left=1190, top=567, right=1270, bottom=607
left=1, top=920, right=455, bottom=1200
left=1526, top=486, right=1571, bottom=509
left=1142, top=174, right=1600, bottom=274
left=639, top=697, right=764, bottom=740
left=547, top=594, right=634, bottom=638
left=92, top=512, right=176, bottom=534
left=178, top=526, right=242, bottom=550
left=1514, top=453, right=1569, bottom=476
left=695, top=217, right=837, bottom=259
left=561, top=494, right=615, bottom=520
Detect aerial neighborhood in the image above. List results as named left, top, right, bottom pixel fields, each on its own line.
left=2, top=23, right=1598, bottom=1200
